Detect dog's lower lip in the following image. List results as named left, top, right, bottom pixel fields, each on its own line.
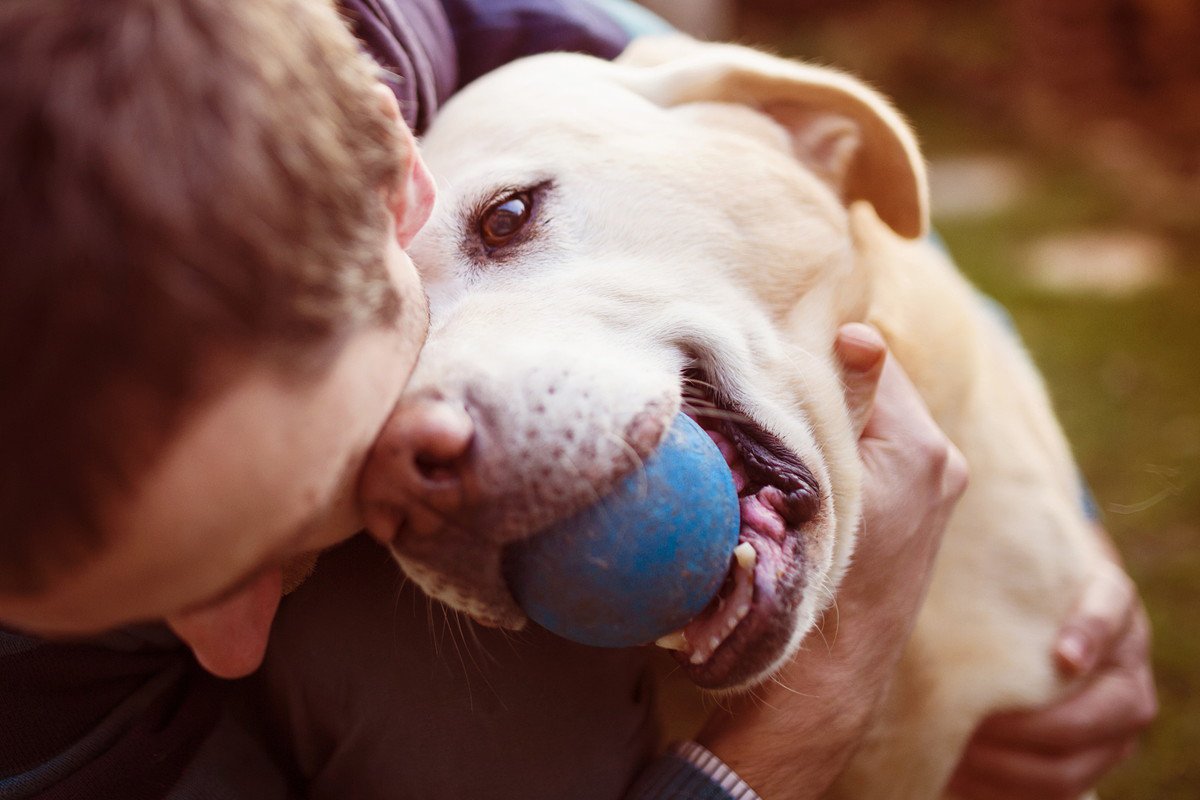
left=675, top=388, right=817, bottom=686
left=672, top=519, right=802, bottom=687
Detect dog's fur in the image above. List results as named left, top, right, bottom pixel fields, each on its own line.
left=391, top=37, right=1104, bottom=798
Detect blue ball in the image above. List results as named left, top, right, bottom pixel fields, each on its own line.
left=506, top=413, right=741, bottom=647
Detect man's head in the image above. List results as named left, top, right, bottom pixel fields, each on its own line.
left=0, top=0, right=434, bottom=673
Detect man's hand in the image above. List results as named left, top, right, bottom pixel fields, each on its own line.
left=697, top=323, right=968, bottom=799
left=948, top=555, right=1157, bottom=800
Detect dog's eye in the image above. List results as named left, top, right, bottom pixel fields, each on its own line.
left=479, top=192, right=532, bottom=249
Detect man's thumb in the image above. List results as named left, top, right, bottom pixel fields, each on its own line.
left=1056, top=559, right=1136, bottom=677
left=836, top=323, right=887, bottom=438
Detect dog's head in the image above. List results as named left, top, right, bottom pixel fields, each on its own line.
left=361, top=38, right=928, bottom=690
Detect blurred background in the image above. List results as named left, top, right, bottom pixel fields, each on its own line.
left=638, top=1, right=1199, bottom=797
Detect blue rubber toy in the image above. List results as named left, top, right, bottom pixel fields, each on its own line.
left=506, top=412, right=741, bottom=647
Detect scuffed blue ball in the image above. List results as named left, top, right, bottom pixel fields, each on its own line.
left=506, top=412, right=740, bottom=647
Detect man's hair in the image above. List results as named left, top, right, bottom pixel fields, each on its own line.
left=0, top=0, right=405, bottom=592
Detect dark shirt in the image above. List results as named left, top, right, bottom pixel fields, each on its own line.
left=341, top=0, right=628, bottom=133
left=0, top=627, right=231, bottom=799
left=247, top=535, right=660, bottom=800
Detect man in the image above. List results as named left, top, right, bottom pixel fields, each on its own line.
left=0, top=1, right=1152, bottom=798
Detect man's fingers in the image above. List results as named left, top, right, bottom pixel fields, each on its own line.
left=953, top=594, right=1154, bottom=799
left=948, top=737, right=1134, bottom=800
left=835, top=323, right=886, bottom=438
left=1055, top=559, right=1137, bottom=677
left=971, top=633, right=1156, bottom=752
left=853, top=342, right=969, bottom=507
left=857, top=342, right=947, bottom=450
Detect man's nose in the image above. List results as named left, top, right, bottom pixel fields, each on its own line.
left=167, top=567, right=282, bottom=679
left=360, top=396, right=476, bottom=545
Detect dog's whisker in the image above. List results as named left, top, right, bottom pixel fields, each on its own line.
left=816, top=608, right=837, bottom=653
left=434, top=600, right=453, bottom=665
left=681, top=404, right=754, bottom=425
left=678, top=394, right=719, bottom=408
left=602, top=430, right=648, bottom=479
left=559, top=449, right=610, bottom=510
left=708, top=690, right=734, bottom=716
left=746, top=685, right=782, bottom=713
left=679, top=389, right=721, bottom=407
left=767, top=672, right=813, bottom=698
left=422, top=595, right=440, bottom=661
left=498, top=625, right=523, bottom=656
left=464, top=621, right=502, bottom=667
left=680, top=375, right=720, bottom=393
left=443, top=607, right=478, bottom=711
left=448, top=608, right=508, bottom=708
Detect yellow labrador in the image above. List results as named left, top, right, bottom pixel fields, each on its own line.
left=376, top=37, right=1104, bottom=799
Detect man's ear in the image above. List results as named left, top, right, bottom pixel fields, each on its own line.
left=373, top=83, right=435, bottom=248
left=616, top=36, right=928, bottom=240
left=374, top=82, right=406, bottom=223
left=374, top=81, right=403, bottom=124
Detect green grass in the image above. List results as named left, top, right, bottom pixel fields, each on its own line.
left=932, top=151, right=1200, bottom=800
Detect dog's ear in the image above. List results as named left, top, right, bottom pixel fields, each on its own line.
left=617, top=36, right=928, bottom=239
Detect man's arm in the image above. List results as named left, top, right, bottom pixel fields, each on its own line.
left=628, top=325, right=1156, bottom=800
left=948, top=549, right=1157, bottom=800
left=439, top=0, right=630, bottom=85
left=627, top=323, right=969, bottom=799
left=339, top=0, right=633, bottom=133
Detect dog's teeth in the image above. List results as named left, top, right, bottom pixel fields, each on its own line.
left=655, top=631, right=688, bottom=651
left=734, top=542, right=757, bottom=571
left=709, top=635, right=721, bottom=651
left=689, top=649, right=708, bottom=665
left=726, top=615, right=738, bottom=633
left=737, top=604, right=750, bottom=619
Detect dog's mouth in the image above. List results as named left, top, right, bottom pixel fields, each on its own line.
left=660, top=368, right=822, bottom=688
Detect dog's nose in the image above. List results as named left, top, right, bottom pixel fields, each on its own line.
left=360, top=396, right=476, bottom=544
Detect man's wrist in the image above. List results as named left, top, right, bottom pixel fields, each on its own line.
left=693, top=626, right=889, bottom=799
left=625, top=741, right=760, bottom=800
left=671, top=741, right=762, bottom=799
left=698, top=708, right=865, bottom=800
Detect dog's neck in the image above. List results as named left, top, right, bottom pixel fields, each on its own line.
left=849, top=204, right=984, bottom=433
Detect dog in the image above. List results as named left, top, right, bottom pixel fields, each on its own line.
left=363, top=36, right=1105, bottom=798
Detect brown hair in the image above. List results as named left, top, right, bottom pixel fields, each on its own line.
left=0, top=0, right=405, bottom=592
